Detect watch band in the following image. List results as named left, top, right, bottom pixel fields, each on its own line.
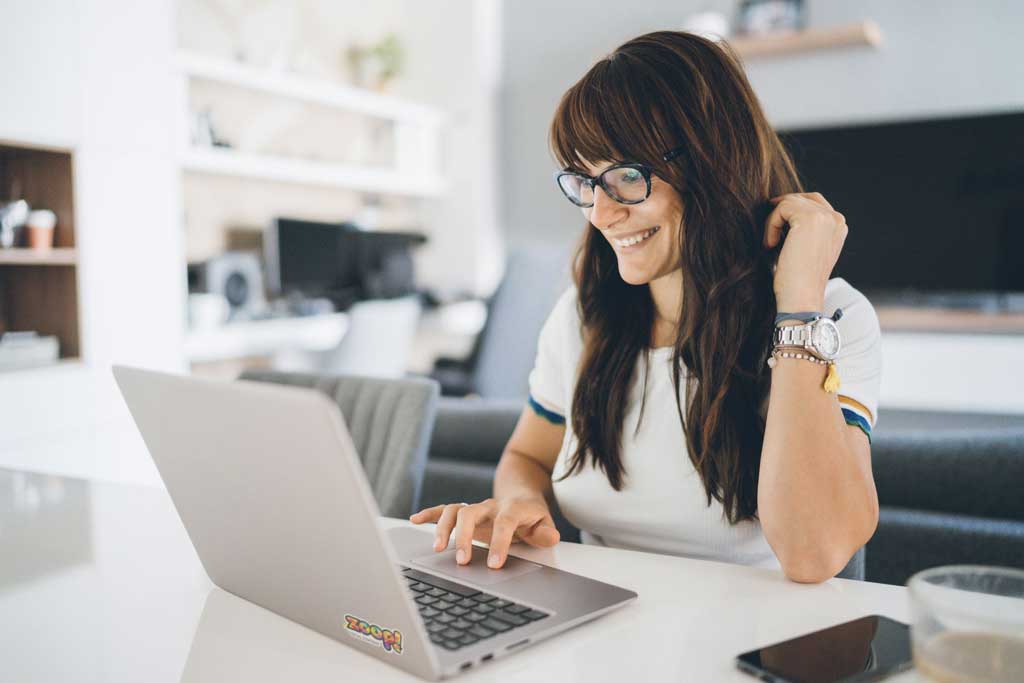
left=774, top=307, right=844, bottom=326
left=774, top=311, right=822, bottom=326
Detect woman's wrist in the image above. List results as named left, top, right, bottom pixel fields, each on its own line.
left=775, top=288, right=825, bottom=314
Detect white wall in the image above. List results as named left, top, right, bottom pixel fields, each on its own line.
left=497, top=0, right=1024, bottom=414
left=0, top=0, right=185, bottom=485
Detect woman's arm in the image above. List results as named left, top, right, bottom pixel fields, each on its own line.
left=759, top=191, right=879, bottom=583
left=757, top=327, right=879, bottom=584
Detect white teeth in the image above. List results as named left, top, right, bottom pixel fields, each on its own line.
left=614, top=226, right=659, bottom=248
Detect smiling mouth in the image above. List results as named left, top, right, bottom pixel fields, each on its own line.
left=612, top=226, right=660, bottom=248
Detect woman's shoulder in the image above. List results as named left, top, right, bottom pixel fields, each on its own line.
left=823, top=277, right=881, bottom=347
left=825, top=277, right=878, bottom=321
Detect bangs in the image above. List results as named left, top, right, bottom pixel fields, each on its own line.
left=550, top=56, right=675, bottom=173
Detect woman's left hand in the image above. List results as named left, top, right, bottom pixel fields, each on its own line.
left=763, top=192, right=849, bottom=312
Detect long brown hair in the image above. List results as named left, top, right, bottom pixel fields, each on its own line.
left=548, top=31, right=803, bottom=523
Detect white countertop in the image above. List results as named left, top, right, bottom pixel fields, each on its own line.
left=0, top=466, right=923, bottom=682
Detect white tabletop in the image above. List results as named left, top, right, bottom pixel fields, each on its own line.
left=0, top=466, right=923, bottom=682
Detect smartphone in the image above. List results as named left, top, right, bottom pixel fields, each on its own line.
left=735, top=615, right=913, bottom=683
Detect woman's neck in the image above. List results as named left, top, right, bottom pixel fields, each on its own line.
left=649, top=269, right=683, bottom=347
left=649, top=268, right=683, bottom=324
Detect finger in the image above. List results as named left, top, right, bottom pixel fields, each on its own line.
left=486, top=513, right=520, bottom=569
left=432, top=504, right=465, bottom=551
left=763, top=198, right=792, bottom=249
left=453, top=500, right=494, bottom=565
left=519, top=518, right=561, bottom=548
left=409, top=504, right=446, bottom=524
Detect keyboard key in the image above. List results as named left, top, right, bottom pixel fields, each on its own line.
left=457, top=598, right=478, bottom=608
left=505, top=604, right=531, bottom=614
left=441, top=591, right=464, bottom=602
left=430, top=633, right=446, bottom=644
left=416, top=595, right=438, bottom=606
left=452, top=618, right=474, bottom=630
left=491, top=610, right=527, bottom=626
left=436, top=613, right=456, bottom=625
left=426, top=587, right=447, bottom=598
left=427, top=622, right=447, bottom=634
left=474, top=604, right=495, bottom=614
left=434, top=600, right=454, bottom=611
left=446, top=606, right=470, bottom=617
left=419, top=607, right=441, bottom=618
left=491, top=599, right=513, bottom=609
left=473, top=594, right=498, bottom=603
left=522, top=609, right=548, bottom=621
left=481, top=618, right=512, bottom=633
left=442, top=628, right=465, bottom=640
left=458, top=633, right=479, bottom=646
left=465, top=612, right=487, bottom=623
left=409, top=582, right=431, bottom=592
left=401, top=568, right=481, bottom=597
left=468, top=624, right=496, bottom=639
left=442, top=639, right=462, bottom=650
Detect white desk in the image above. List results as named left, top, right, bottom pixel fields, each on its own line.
left=0, top=467, right=922, bottom=682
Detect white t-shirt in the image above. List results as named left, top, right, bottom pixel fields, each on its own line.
left=527, top=277, right=882, bottom=570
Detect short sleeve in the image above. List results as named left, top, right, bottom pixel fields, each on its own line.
left=526, top=286, right=578, bottom=425
left=824, top=278, right=883, bottom=441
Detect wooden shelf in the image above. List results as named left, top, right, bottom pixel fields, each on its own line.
left=0, top=144, right=80, bottom=360
left=729, top=21, right=883, bottom=60
left=181, top=146, right=445, bottom=197
left=0, top=248, right=78, bottom=266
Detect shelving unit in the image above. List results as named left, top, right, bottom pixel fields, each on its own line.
left=730, top=21, right=883, bottom=60
left=0, top=142, right=80, bottom=365
left=176, top=50, right=445, bottom=196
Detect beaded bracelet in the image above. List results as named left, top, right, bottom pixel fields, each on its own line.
left=767, top=349, right=841, bottom=393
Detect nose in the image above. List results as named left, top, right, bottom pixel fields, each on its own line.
left=587, top=185, right=627, bottom=231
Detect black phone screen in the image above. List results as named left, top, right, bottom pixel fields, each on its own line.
left=735, top=615, right=912, bottom=683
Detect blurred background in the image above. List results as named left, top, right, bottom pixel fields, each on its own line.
left=1, top=0, right=1022, bottom=491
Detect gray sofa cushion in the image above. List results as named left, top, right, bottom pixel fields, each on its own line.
left=424, top=403, right=1024, bottom=584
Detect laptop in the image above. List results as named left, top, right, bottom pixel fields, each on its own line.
left=113, top=366, right=637, bottom=680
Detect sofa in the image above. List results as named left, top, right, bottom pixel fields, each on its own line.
left=421, top=402, right=1024, bottom=586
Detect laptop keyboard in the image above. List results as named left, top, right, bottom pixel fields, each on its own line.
left=401, top=567, right=550, bottom=651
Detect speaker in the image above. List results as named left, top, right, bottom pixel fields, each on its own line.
left=188, top=252, right=266, bottom=317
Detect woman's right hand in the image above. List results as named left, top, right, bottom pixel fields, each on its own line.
left=409, top=496, right=561, bottom=569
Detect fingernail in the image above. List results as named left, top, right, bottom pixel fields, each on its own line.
left=434, top=538, right=444, bottom=551
left=456, top=549, right=466, bottom=564
left=488, top=553, right=500, bottom=568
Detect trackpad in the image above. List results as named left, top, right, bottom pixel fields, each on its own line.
left=411, top=548, right=542, bottom=585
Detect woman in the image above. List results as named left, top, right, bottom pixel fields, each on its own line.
left=411, top=30, right=881, bottom=583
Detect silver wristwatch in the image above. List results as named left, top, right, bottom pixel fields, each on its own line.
left=773, top=313, right=842, bottom=361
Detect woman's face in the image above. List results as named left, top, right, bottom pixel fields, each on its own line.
left=579, top=158, right=684, bottom=286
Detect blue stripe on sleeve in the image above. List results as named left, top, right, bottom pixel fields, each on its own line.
left=528, top=394, right=565, bottom=425
left=841, top=407, right=872, bottom=444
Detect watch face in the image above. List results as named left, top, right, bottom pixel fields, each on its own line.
left=813, top=319, right=841, bottom=359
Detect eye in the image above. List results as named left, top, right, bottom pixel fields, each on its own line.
left=620, top=169, right=643, bottom=183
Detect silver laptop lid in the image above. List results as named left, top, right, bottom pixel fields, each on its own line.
left=112, top=365, right=441, bottom=680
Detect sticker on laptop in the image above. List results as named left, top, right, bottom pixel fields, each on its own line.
left=344, top=614, right=403, bottom=655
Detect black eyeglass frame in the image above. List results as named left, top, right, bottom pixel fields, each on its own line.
left=553, top=146, right=686, bottom=208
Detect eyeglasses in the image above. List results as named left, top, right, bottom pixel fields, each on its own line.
left=554, top=146, right=685, bottom=208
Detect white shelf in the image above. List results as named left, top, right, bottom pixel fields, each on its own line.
left=184, top=313, right=349, bottom=363
left=176, top=50, right=443, bottom=126
left=181, top=146, right=445, bottom=197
